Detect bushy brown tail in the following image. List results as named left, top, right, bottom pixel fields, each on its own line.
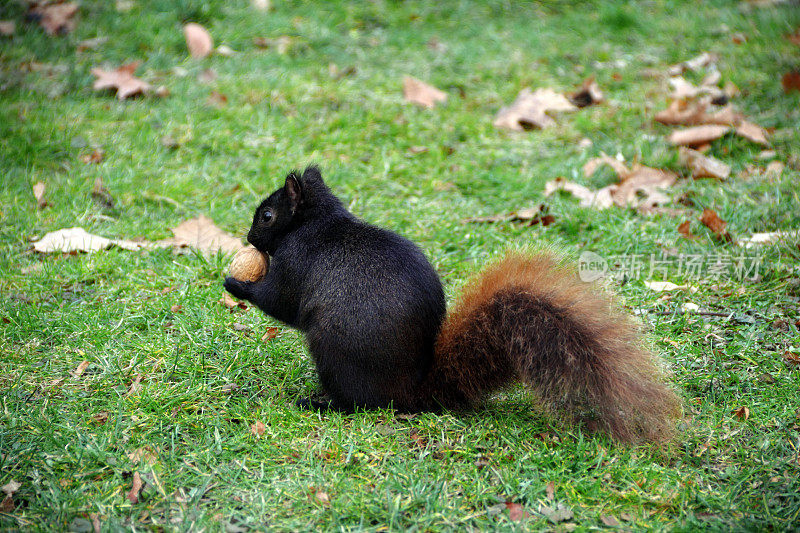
left=429, top=251, right=681, bottom=443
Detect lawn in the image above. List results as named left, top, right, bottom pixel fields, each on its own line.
left=2, top=0, right=800, bottom=530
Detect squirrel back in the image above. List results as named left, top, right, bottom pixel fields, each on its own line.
left=224, top=167, right=681, bottom=443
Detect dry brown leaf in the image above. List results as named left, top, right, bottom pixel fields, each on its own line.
left=162, top=216, right=244, bottom=256
left=220, top=291, right=247, bottom=311
left=250, top=421, right=266, bottom=437
left=544, top=178, right=615, bottom=209
left=545, top=481, right=555, bottom=501
left=668, top=76, right=724, bottom=100
left=207, top=90, right=228, bottom=107
left=667, top=52, right=718, bottom=76
left=127, top=472, right=144, bottom=504
left=91, top=62, right=151, bottom=100
left=0, top=21, right=15, bottom=37
left=735, top=121, right=769, bottom=145
left=403, top=76, right=447, bottom=108
left=655, top=100, right=742, bottom=127
left=81, top=149, right=105, bottom=164
left=72, top=360, right=90, bottom=377
left=569, top=77, right=603, bottom=108
left=32, top=181, right=47, bottom=209
left=92, top=411, right=109, bottom=425
left=582, top=154, right=629, bottom=178
left=183, top=23, right=213, bottom=58
left=601, top=515, right=621, bottom=527
left=783, top=71, right=800, bottom=93
left=1, top=481, right=20, bottom=497
left=700, top=208, right=732, bottom=242
left=539, top=503, right=574, bottom=524
left=505, top=502, right=530, bottom=521
left=679, top=147, right=730, bottom=179
left=127, top=374, right=143, bottom=396
left=29, top=2, right=78, bottom=35
left=612, top=166, right=677, bottom=209
left=312, top=488, right=331, bottom=506
left=32, top=227, right=147, bottom=253
left=678, top=220, right=698, bottom=239
left=668, top=125, right=730, bottom=147
left=77, top=36, right=108, bottom=52
left=494, top=88, right=577, bottom=130
left=261, top=327, right=280, bottom=342
left=732, top=406, right=750, bottom=420
left=92, top=177, right=115, bottom=208
left=127, top=446, right=157, bottom=466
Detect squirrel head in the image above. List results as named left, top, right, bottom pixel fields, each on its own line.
left=247, top=166, right=344, bottom=255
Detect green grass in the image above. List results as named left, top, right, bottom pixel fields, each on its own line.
left=2, top=0, right=800, bottom=530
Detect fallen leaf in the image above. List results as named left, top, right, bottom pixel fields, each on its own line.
left=91, top=62, right=151, bottom=100
left=545, top=481, right=555, bottom=501
left=668, top=125, right=730, bottom=147
left=765, top=161, right=784, bottom=176
left=644, top=281, right=696, bottom=292
left=569, top=76, right=603, bottom=108
left=32, top=181, right=48, bottom=209
left=261, top=327, right=279, bottom=342
left=732, top=406, right=750, bottom=420
left=403, top=76, right=447, bottom=109
left=80, top=148, right=105, bottom=164
left=601, top=515, right=621, bottom=526
left=783, top=71, right=800, bottom=93
left=735, top=121, right=769, bottom=146
left=250, top=421, right=266, bottom=436
left=71, top=360, right=90, bottom=377
left=784, top=351, right=800, bottom=366
left=252, top=0, right=271, bottom=11
left=583, top=154, right=629, bottom=178
left=612, top=166, right=677, bottom=209
left=1, top=481, right=20, bottom=496
left=539, top=503, right=574, bottom=523
left=679, top=147, right=730, bottom=179
left=667, top=52, right=718, bottom=76
left=220, top=292, right=247, bottom=311
left=699, top=208, right=732, bottom=242
left=32, top=227, right=147, bottom=253
left=232, top=323, right=250, bottom=333
left=740, top=229, right=799, bottom=248
left=92, top=177, right=115, bottom=208
left=465, top=205, right=555, bottom=226
left=678, top=220, right=698, bottom=239
left=207, top=90, right=228, bottom=107
left=312, top=488, right=330, bottom=506
left=655, top=100, right=741, bottom=127
left=183, top=23, right=213, bottom=58
left=162, top=216, right=244, bottom=256
left=544, top=178, right=615, bottom=209
left=128, top=446, right=157, bottom=466
left=0, top=21, right=15, bottom=36
left=170, top=304, right=182, bottom=313
left=216, top=45, right=235, bottom=56
left=668, top=76, right=724, bottom=101
left=127, top=472, right=144, bottom=504
left=494, top=88, right=577, bottom=130
left=505, top=502, right=530, bottom=521
left=0, top=495, right=13, bottom=512
left=92, top=411, right=109, bottom=425
left=77, top=36, right=108, bottom=52
left=28, top=2, right=78, bottom=35
left=127, top=374, right=143, bottom=395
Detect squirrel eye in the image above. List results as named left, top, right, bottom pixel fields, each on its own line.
left=262, top=209, right=274, bottom=223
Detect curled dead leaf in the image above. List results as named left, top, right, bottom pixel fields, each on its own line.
left=250, top=420, right=266, bottom=436
left=71, top=360, right=90, bottom=377
left=655, top=100, right=741, bottom=127
left=183, top=23, right=213, bottom=58
left=569, top=77, right=603, bottom=108
left=403, top=76, right=447, bottom=109
left=732, top=406, right=750, bottom=420
left=81, top=149, right=105, bottom=164
left=221, top=292, right=247, bottom=311
left=678, top=220, right=698, bottom=240
left=32, top=181, right=48, bottom=209
left=127, top=472, right=144, bottom=504
left=735, top=121, right=769, bottom=146
left=668, top=125, right=730, bottom=147
left=261, top=327, right=280, bottom=342
left=505, top=502, right=530, bottom=522
left=544, top=178, right=614, bottom=209
left=699, top=208, right=732, bottom=242
left=583, top=154, right=629, bottom=178
left=679, top=147, right=730, bottom=179
left=28, top=2, right=78, bottom=36
left=32, top=227, right=147, bottom=253
left=494, top=88, right=577, bottom=130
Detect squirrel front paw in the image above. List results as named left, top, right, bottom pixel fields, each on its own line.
left=223, top=276, right=253, bottom=301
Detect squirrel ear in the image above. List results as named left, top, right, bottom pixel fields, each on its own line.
left=301, top=165, right=323, bottom=184
left=284, top=173, right=302, bottom=212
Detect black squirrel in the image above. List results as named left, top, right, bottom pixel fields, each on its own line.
left=224, top=166, right=681, bottom=443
